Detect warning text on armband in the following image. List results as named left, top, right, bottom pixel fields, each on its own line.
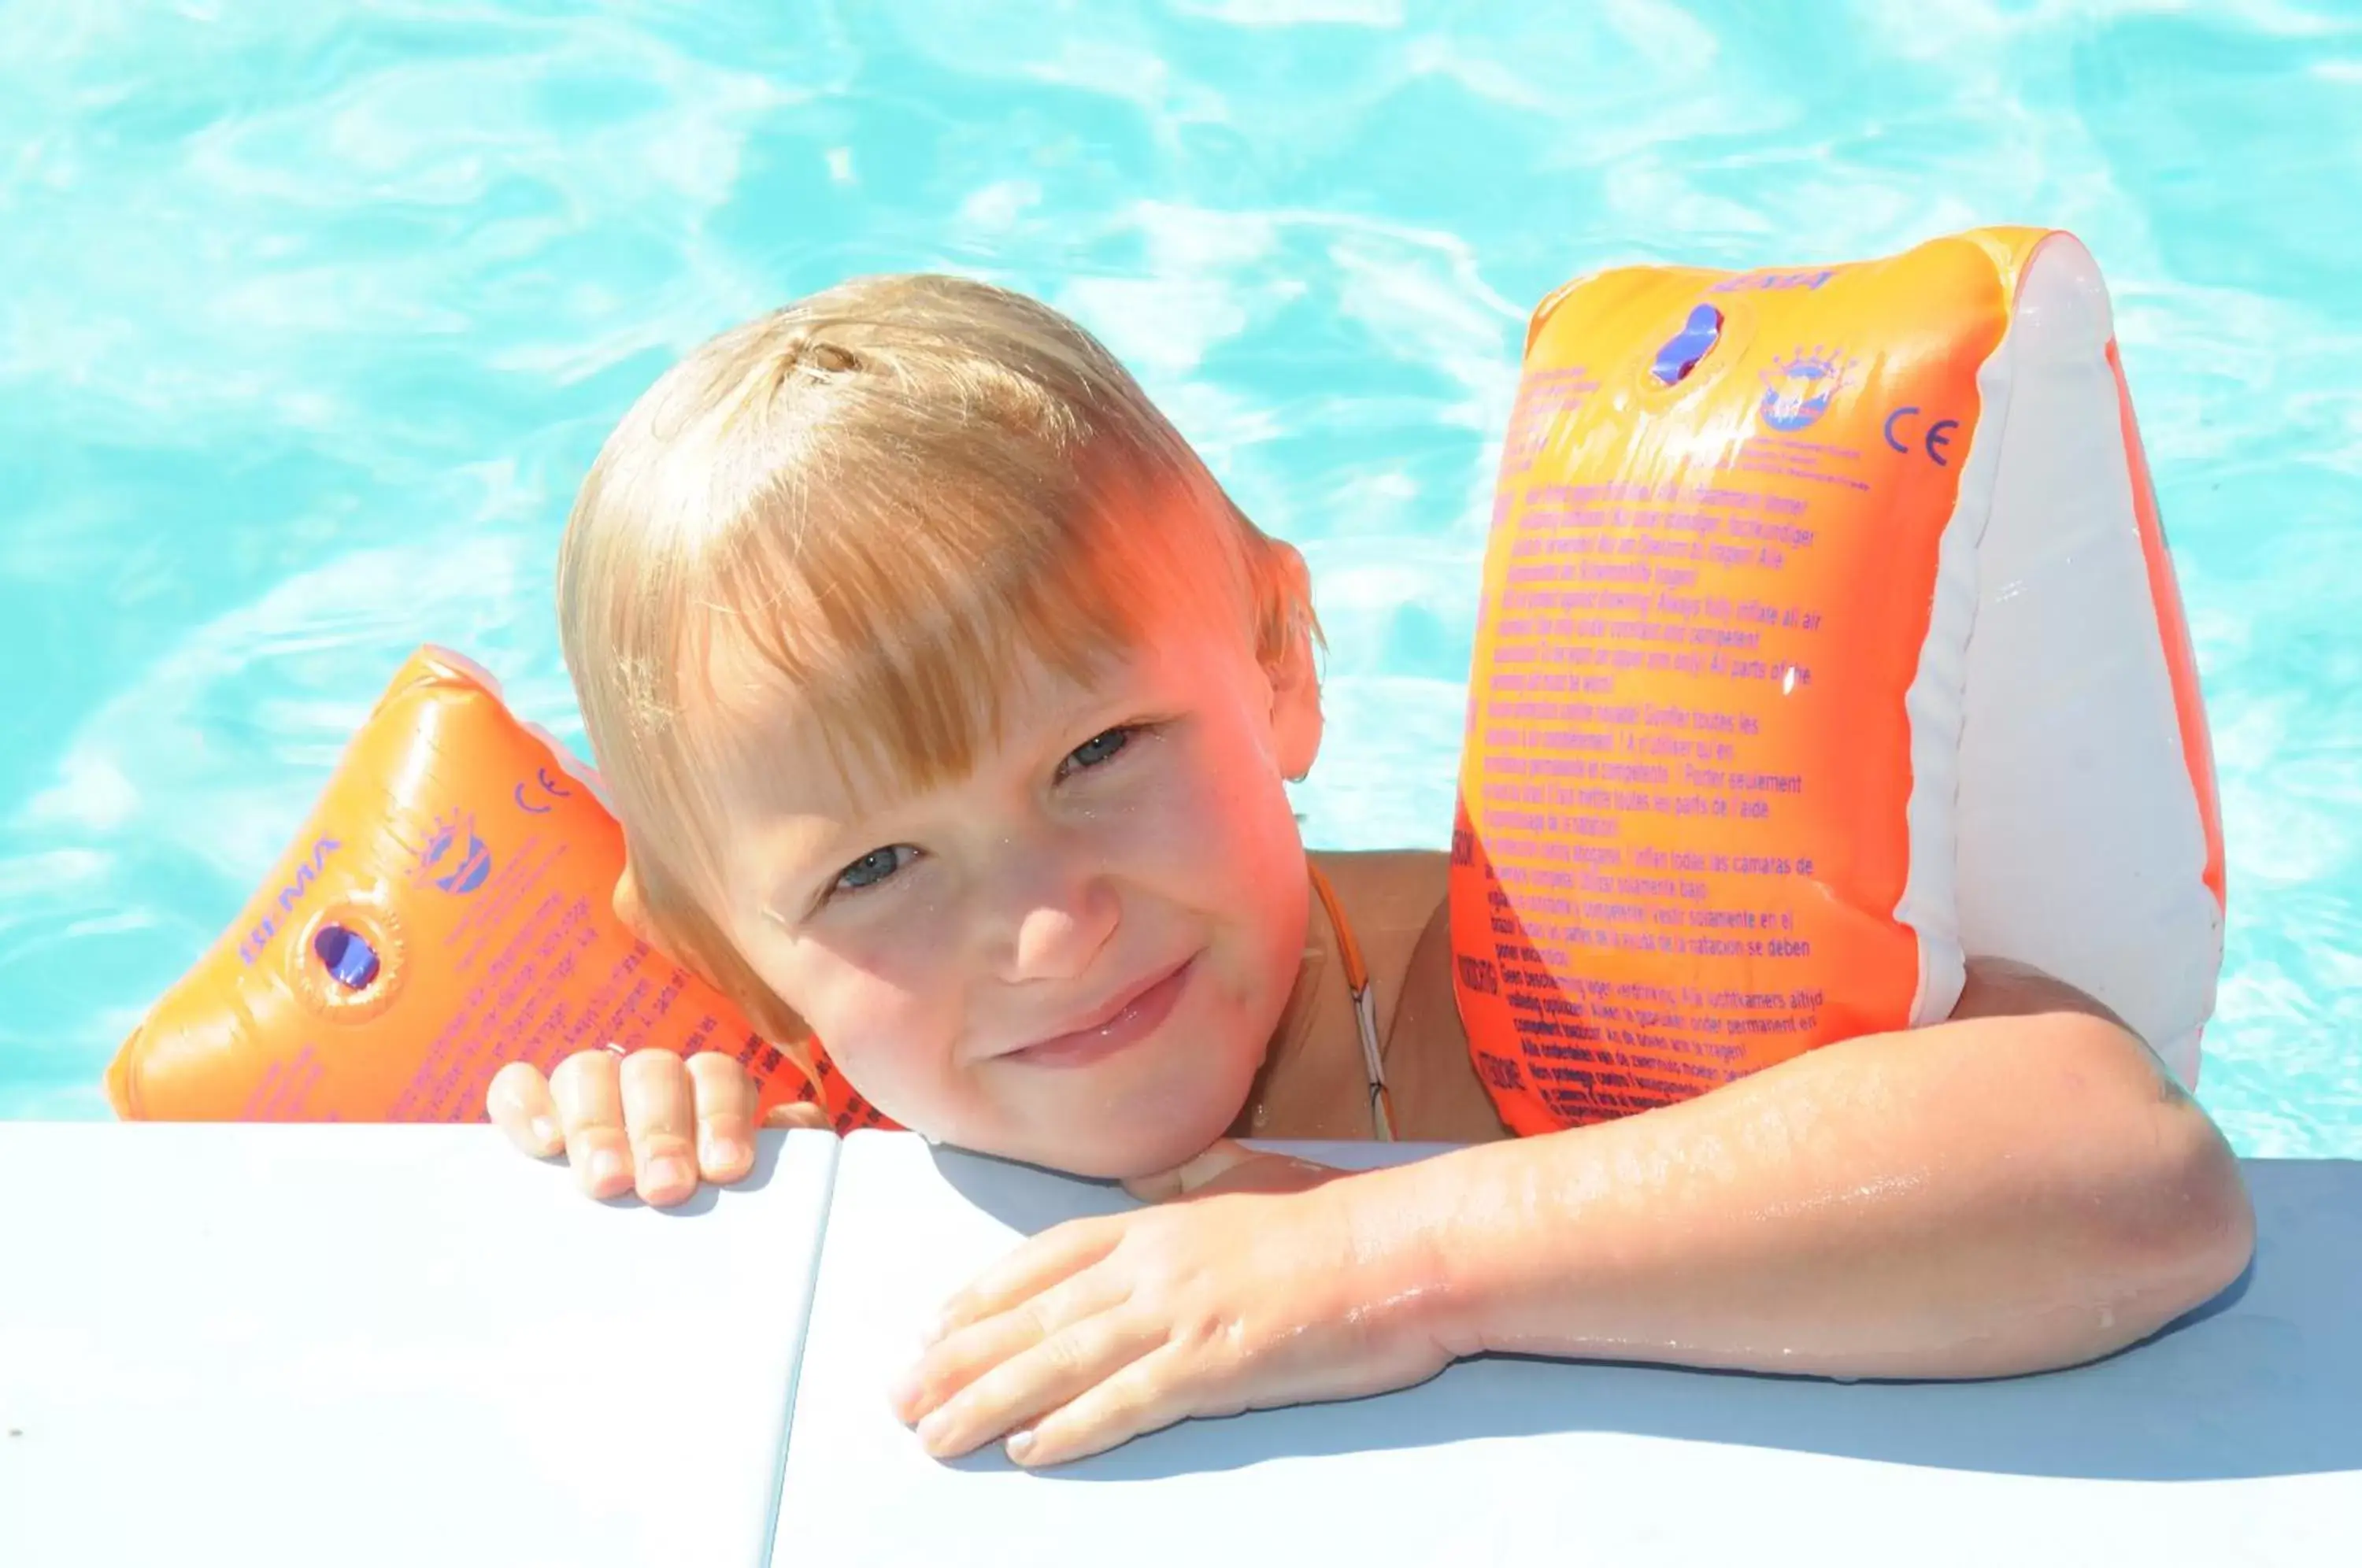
left=1467, top=444, right=1862, bottom=1122
left=1493, top=973, right=1831, bottom=1117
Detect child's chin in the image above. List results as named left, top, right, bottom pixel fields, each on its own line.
left=1027, top=1090, right=1249, bottom=1185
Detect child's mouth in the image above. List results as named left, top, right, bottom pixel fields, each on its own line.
left=1000, top=953, right=1199, bottom=1069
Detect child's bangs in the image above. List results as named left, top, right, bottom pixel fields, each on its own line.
left=684, top=453, right=1247, bottom=811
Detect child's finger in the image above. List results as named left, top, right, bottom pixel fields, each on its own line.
left=920, top=1217, right=1122, bottom=1346
left=550, top=1048, right=634, bottom=1200
left=618, top=1049, right=700, bottom=1207
left=484, top=1062, right=563, bottom=1157
left=1000, top=1342, right=1201, bottom=1469
left=683, top=1052, right=759, bottom=1182
left=908, top=1300, right=1158, bottom=1460
left=895, top=1264, right=1129, bottom=1424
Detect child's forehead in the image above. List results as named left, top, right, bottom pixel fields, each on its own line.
left=702, top=624, right=1179, bottom=807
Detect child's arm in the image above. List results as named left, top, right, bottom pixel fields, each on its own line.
left=1377, top=960, right=2253, bottom=1377
left=892, top=961, right=2255, bottom=1467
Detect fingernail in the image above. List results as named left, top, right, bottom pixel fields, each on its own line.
left=1005, top=1429, right=1036, bottom=1464
left=915, top=1408, right=950, bottom=1451
left=884, top=1368, right=917, bottom=1417
left=648, top=1154, right=690, bottom=1191
left=531, top=1116, right=558, bottom=1148
left=705, top=1134, right=745, bottom=1170
left=589, top=1148, right=624, bottom=1186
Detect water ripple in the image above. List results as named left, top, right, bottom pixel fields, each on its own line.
left=2, top=0, right=2356, bottom=1152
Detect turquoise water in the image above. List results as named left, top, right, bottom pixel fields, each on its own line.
left=2, top=2, right=2356, bottom=1154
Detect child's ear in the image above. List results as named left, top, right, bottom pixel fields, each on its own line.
left=1265, top=590, right=1324, bottom=783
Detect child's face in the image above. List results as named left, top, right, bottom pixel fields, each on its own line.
left=702, top=597, right=1320, bottom=1181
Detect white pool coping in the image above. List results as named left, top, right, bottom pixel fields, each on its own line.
left=2, top=1126, right=2355, bottom=1566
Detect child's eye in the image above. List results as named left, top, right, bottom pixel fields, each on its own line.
left=833, top=844, right=917, bottom=894
left=1058, top=724, right=1138, bottom=779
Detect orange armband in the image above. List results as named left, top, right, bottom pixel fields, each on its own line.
left=1449, top=227, right=2223, bottom=1134
left=107, top=647, right=890, bottom=1133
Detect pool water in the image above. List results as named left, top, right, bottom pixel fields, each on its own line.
left=3, top=2, right=2356, bottom=1155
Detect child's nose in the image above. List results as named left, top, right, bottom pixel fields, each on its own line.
left=984, top=842, right=1118, bottom=984
left=1007, top=898, right=1117, bottom=983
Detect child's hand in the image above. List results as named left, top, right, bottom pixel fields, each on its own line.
left=889, top=1144, right=1453, bottom=1467
left=486, top=1048, right=828, bottom=1206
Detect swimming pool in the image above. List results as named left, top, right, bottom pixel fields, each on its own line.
left=3, top=1, right=2355, bottom=1156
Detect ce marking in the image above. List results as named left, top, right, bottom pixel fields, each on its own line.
left=514, top=766, right=576, bottom=815
left=1883, top=406, right=1959, bottom=468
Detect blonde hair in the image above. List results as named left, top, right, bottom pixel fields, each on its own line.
left=557, top=272, right=1315, bottom=1041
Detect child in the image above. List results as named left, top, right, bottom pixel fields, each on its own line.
left=486, top=273, right=2255, bottom=1470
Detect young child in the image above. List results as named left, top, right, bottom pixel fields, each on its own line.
left=486, top=273, right=2255, bottom=1470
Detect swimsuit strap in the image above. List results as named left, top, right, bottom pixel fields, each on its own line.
left=1307, top=863, right=1396, bottom=1142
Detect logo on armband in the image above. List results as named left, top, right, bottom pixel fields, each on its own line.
left=1758, top=347, right=1857, bottom=432
left=405, top=808, right=494, bottom=896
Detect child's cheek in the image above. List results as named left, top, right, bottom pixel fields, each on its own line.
left=790, top=924, right=962, bottom=1093
left=1105, top=748, right=1245, bottom=877
left=1170, top=740, right=1298, bottom=888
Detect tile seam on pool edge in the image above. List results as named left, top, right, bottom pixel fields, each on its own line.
left=757, top=1130, right=843, bottom=1568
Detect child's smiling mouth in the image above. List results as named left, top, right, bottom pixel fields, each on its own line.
left=997, top=952, right=1201, bottom=1069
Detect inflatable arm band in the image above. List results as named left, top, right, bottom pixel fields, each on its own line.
left=1449, top=226, right=2226, bottom=1136
left=107, top=648, right=891, bottom=1133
